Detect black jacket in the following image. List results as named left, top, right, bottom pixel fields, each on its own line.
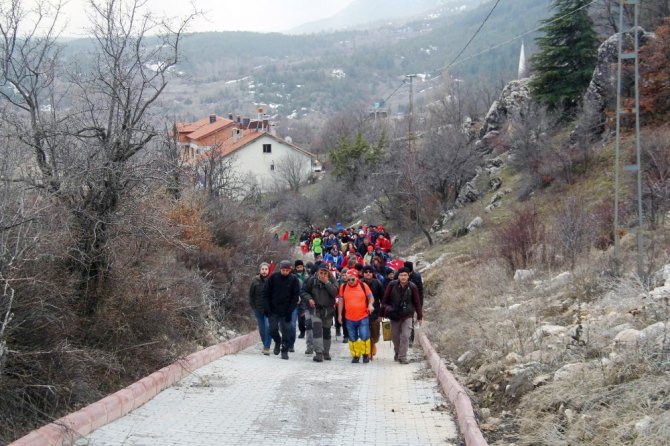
left=263, top=271, right=300, bottom=317
left=363, top=277, right=384, bottom=320
left=248, top=274, right=267, bottom=311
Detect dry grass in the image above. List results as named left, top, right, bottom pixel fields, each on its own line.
left=423, top=125, right=670, bottom=445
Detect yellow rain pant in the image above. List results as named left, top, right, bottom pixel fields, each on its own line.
left=349, top=339, right=371, bottom=357
left=348, top=340, right=358, bottom=357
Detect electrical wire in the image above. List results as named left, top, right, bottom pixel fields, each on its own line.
left=372, top=0, right=600, bottom=108
left=440, top=0, right=600, bottom=70
left=446, top=0, right=503, bottom=69
left=381, top=79, right=407, bottom=106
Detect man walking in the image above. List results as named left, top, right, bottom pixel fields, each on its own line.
left=403, top=261, right=424, bottom=347
left=338, top=269, right=374, bottom=363
left=264, top=260, right=300, bottom=360
left=361, top=265, right=383, bottom=360
left=294, top=260, right=314, bottom=355
left=301, top=264, right=338, bottom=362
left=382, top=267, right=423, bottom=364
left=249, top=262, right=272, bottom=355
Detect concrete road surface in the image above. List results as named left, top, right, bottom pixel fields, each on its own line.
left=79, top=333, right=458, bottom=445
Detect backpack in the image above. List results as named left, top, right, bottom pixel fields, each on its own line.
left=338, top=281, right=369, bottom=300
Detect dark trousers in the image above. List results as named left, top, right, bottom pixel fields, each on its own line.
left=334, top=312, right=349, bottom=338
left=298, top=311, right=306, bottom=334
left=268, top=313, right=292, bottom=353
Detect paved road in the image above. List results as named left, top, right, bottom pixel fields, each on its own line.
left=79, top=334, right=458, bottom=445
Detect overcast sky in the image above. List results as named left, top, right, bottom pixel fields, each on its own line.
left=50, top=0, right=355, bottom=36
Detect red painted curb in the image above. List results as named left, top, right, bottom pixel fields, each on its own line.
left=418, top=330, right=488, bottom=446
left=9, top=331, right=260, bottom=446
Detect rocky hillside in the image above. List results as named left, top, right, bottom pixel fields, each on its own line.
left=405, top=26, right=670, bottom=446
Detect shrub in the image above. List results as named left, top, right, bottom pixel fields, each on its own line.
left=492, top=205, right=546, bottom=273
left=552, top=195, right=594, bottom=269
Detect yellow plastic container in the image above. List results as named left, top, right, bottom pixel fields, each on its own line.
left=382, top=319, right=392, bottom=341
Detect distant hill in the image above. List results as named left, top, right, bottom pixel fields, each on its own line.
left=288, top=0, right=488, bottom=34
left=59, top=0, right=552, bottom=125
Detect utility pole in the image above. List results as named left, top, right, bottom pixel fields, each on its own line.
left=614, top=0, right=644, bottom=277
left=406, top=74, right=417, bottom=164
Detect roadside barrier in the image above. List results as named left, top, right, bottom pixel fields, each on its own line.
left=10, top=331, right=260, bottom=446
left=417, top=329, right=488, bottom=446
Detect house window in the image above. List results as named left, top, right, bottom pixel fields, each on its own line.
left=263, top=144, right=272, bottom=153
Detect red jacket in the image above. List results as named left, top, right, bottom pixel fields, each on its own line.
left=375, top=236, right=391, bottom=253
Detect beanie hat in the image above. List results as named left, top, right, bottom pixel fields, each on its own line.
left=279, top=260, right=292, bottom=270
left=260, top=262, right=270, bottom=270
left=318, top=263, right=330, bottom=271
left=403, top=261, right=414, bottom=272
left=397, top=267, right=411, bottom=275
left=362, top=265, right=374, bottom=273
left=294, top=259, right=304, bottom=267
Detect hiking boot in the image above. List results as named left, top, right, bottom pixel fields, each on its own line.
left=305, top=348, right=313, bottom=355
left=281, top=351, right=289, bottom=360
left=342, top=337, right=348, bottom=343
left=335, top=328, right=342, bottom=337
left=399, top=358, right=409, bottom=364
left=351, top=356, right=360, bottom=364
left=288, top=347, right=295, bottom=353
left=313, top=353, right=323, bottom=362
left=262, top=347, right=270, bottom=356
left=273, top=344, right=281, bottom=355
left=362, top=354, right=370, bottom=363
left=323, top=339, right=331, bottom=360
left=298, top=332, right=305, bottom=339
left=394, top=353, right=398, bottom=361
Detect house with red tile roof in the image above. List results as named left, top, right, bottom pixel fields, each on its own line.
left=176, top=112, right=317, bottom=192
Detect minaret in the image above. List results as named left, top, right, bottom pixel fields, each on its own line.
left=518, top=41, right=528, bottom=79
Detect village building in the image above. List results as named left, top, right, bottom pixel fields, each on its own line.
left=176, top=111, right=318, bottom=192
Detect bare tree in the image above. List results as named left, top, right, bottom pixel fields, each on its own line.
left=592, top=0, right=670, bottom=36
left=553, top=195, right=593, bottom=270
left=274, top=150, right=311, bottom=192
left=0, top=0, right=195, bottom=315
left=198, top=151, right=245, bottom=198
left=504, top=102, right=555, bottom=184
left=642, top=128, right=670, bottom=228
left=417, top=89, right=481, bottom=209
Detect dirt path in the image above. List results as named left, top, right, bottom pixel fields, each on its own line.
left=79, top=335, right=458, bottom=445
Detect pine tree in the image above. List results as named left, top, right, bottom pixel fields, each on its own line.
left=530, top=0, right=599, bottom=113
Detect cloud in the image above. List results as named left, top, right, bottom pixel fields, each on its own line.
left=46, top=0, right=354, bottom=36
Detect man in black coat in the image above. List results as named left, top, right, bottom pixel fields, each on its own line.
left=401, top=261, right=424, bottom=346
left=264, top=260, right=300, bottom=360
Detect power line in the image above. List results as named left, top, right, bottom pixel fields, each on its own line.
left=440, top=0, right=600, bottom=71
left=446, top=0, right=503, bottom=69
left=382, top=79, right=407, bottom=105
left=372, top=0, right=600, bottom=110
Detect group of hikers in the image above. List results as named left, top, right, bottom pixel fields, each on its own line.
left=250, top=224, right=424, bottom=365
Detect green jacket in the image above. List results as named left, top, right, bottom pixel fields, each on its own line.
left=311, top=237, right=323, bottom=254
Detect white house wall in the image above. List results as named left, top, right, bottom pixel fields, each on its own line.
left=230, top=136, right=313, bottom=191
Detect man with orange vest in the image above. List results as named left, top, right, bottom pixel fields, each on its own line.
left=337, top=269, right=375, bottom=363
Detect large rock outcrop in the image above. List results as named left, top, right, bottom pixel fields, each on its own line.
left=581, top=27, right=655, bottom=136
left=478, top=78, right=533, bottom=154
